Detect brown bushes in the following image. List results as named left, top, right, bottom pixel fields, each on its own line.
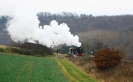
left=93, top=48, right=122, bottom=70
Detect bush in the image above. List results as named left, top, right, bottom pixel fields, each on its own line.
left=93, top=48, right=122, bottom=70
left=0, top=48, right=4, bottom=52
left=9, top=42, right=53, bottom=56
left=6, top=47, right=34, bottom=55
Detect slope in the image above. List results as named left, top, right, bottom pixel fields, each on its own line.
left=56, top=57, right=98, bottom=82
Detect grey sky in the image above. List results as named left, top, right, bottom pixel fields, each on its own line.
left=1, top=0, right=133, bottom=16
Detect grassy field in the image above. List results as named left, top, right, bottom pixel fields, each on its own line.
left=0, top=53, right=69, bottom=82
left=56, top=58, right=98, bottom=82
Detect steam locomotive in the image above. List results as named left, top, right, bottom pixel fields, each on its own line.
left=69, top=47, right=84, bottom=57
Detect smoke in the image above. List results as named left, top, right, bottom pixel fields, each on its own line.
left=0, top=1, right=81, bottom=47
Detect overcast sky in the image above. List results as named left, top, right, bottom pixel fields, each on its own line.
left=1, top=0, right=133, bottom=16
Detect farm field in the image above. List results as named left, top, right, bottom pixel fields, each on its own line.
left=0, top=53, right=69, bottom=82
left=56, top=58, right=97, bottom=82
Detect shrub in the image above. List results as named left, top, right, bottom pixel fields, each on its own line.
left=6, top=47, right=34, bottom=55
left=9, top=42, right=53, bottom=56
left=93, top=48, right=122, bottom=70
left=0, top=48, right=4, bottom=52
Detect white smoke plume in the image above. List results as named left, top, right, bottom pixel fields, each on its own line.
left=0, top=1, right=81, bottom=47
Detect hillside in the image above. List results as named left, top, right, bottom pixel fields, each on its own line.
left=1, top=13, right=133, bottom=44
left=78, top=30, right=133, bottom=59
left=37, top=12, right=133, bottom=33
left=66, top=55, right=133, bottom=82
left=0, top=13, right=133, bottom=58
left=1, top=13, right=133, bottom=33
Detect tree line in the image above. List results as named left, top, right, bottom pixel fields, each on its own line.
left=37, top=12, right=133, bottom=33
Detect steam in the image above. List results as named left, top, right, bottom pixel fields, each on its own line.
left=0, top=1, right=81, bottom=47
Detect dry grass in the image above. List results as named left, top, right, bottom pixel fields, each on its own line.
left=66, top=55, right=133, bottom=82
left=0, top=45, right=7, bottom=48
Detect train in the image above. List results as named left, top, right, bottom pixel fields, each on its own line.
left=69, top=47, right=84, bottom=57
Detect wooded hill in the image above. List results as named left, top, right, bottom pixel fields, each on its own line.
left=0, top=12, right=133, bottom=59
left=37, top=12, right=133, bottom=59
left=37, top=12, right=133, bottom=33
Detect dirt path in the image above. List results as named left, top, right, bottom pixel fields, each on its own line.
left=56, top=57, right=98, bottom=82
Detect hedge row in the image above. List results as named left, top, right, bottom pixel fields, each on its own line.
left=0, top=42, right=53, bottom=56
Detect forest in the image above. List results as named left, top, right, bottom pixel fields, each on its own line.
left=0, top=12, right=133, bottom=59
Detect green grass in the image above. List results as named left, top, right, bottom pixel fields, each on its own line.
left=56, top=58, right=98, bottom=82
left=0, top=53, right=69, bottom=82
